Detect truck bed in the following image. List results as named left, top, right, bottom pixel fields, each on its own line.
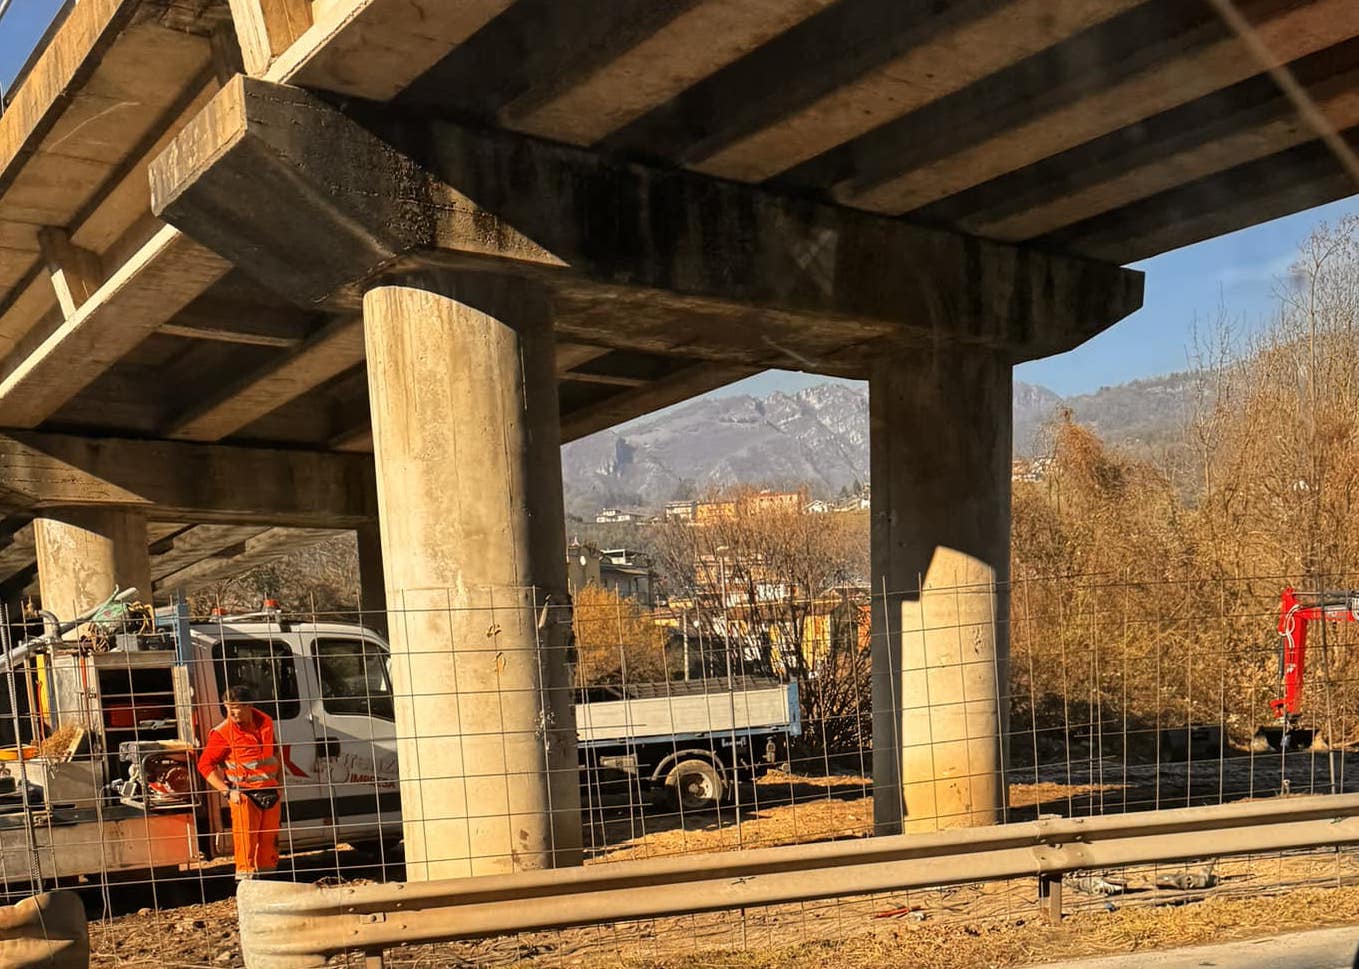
left=576, top=680, right=799, bottom=746
left=0, top=805, right=196, bottom=884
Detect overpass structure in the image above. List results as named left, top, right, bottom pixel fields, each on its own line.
left=0, top=0, right=1354, bottom=878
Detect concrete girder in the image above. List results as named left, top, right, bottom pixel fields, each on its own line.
left=153, top=526, right=337, bottom=597
left=164, top=314, right=365, bottom=441
left=831, top=0, right=1359, bottom=215
left=149, top=523, right=273, bottom=583
left=0, top=430, right=376, bottom=527
left=148, top=77, right=1143, bottom=374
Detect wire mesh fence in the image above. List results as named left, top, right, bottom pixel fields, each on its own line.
left=2, top=569, right=1358, bottom=967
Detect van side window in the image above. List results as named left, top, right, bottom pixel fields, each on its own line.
left=212, top=640, right=301, bottom=722
left=314, top=639, right=394, bottom=721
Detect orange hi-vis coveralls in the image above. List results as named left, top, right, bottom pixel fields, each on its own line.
left=197, top=708, right=282, bottom=875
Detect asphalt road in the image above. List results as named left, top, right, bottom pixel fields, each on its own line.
left=1036, top=926, right=1359, bottom=969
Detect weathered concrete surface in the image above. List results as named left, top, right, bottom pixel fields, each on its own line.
left=34, top=508, right=151, bottom=620
left=0, top=431, right=376, bottom=527
left=149, top=77, right=1144, bottom=372
left=870, top=348, right=1011, bottom=834
left=364, top=278, right=580, bottom=879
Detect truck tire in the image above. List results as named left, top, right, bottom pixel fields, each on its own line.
left=664, top=758, right=725, bottom=811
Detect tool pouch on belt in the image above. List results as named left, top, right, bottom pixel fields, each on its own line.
left=242, top=788, right=279, bottom=810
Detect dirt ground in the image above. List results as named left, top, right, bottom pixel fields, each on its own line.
left=90, top=852, right=1359, bottom=969
left=84, top=760, right=1359, bottom=969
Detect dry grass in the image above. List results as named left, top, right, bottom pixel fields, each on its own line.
left=35, top=724, right=81, bottom=760
left=84, top=775, right=1359, bottom=969
left=612, top=885, right=1359, bottom=969
left=588, top=775, right=1126, bottom=864
left=92, top=862, right=1359, bottom=969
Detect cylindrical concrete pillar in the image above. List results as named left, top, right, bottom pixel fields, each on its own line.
left=869, top=348, right=1011, bottom=834
left=33, top=508, right=152, bottom=622
left=363, top=277, right=581, bottom=880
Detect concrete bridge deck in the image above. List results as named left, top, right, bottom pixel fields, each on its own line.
left=0, top=0, right=1354, bottom=598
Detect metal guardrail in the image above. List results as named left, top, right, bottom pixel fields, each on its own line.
left=238, top=792, right=1359, bottom=969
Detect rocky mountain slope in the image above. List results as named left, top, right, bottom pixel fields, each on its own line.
left=561, top=373, right=1197, bottom=517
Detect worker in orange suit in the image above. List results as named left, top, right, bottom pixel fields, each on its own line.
left=197, top=685, right=283, bottom=880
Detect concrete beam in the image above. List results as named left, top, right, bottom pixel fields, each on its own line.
left=1053, top=129, right=1359, bottom=264
left=265, top=0, right=513, bottom=101
left=0, top=0, right=135, bottom=197
left=689, top=0, right=1140, bottom=184
left=554, top=342, right=611, bottom=373
left=154, top=526, right=336, bottom=595
left=497, top=0, right=840, bottom=148
left=0, top=430, right=376, bottom=527
left=166, top=315, right=365, bottom=440
left=227, top=0, right=312, bottom=76
left=0, top=225, right=231, bottom=428
left=149, top=524, right=273, bottom=583
left=971, top=65, right=1359, bottom=242
left=37, top=227, right=102, bottom=319
left=837, top=0, right=1359, bottom=214
left=149, top=77, right=1142, bottom=369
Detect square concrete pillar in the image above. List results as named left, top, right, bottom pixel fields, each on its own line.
left=870, top=348, right=1011, bottom=834
left=363, top=275, right=581, bottom=880
left=33, top=508, right=152, bottom=624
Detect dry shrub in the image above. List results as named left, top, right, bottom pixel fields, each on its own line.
left=573, top=583, right=671, bottom=686
left=1012, top=215, right=1359, bottom=749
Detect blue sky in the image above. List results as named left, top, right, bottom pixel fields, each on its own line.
left=2, top=5, right=1355, bottom=401
left=0, top=1, right=65, bottom=94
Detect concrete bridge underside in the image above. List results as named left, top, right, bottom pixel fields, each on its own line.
left=0, top=0, right=1355, bottom=874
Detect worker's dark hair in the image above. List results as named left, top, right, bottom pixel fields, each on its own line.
left=222, top=685, right=252, bottom=705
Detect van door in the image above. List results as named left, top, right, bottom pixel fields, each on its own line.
left=210, top=636, right=330, bottom=848
left=306, top=634, right=400, bottom=847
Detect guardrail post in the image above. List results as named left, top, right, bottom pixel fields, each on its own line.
left=1038, top=873, right=1062, bottom=923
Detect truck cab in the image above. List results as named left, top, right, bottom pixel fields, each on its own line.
left=184, top=616, right=401, bottom=856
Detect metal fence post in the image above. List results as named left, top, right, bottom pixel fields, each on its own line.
left=1038, top=873, right=1062, bottom=923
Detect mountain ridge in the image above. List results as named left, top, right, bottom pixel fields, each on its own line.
left=561, top=373, right=1196, bottom=517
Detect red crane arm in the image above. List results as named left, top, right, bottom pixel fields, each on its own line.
left=1270, top=587, right=1359, bottom=720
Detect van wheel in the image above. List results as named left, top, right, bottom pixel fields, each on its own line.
left=665, top=759, right=725, bottom=811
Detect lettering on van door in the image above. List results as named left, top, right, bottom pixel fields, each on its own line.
left=316, top=749, right=399, bottom=790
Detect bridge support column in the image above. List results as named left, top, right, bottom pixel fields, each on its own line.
left=363, top=277, right=581, bottom=880
left=870, top=348, right=1010, bottom=834
left=33, top=509, right=152, bottom=621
